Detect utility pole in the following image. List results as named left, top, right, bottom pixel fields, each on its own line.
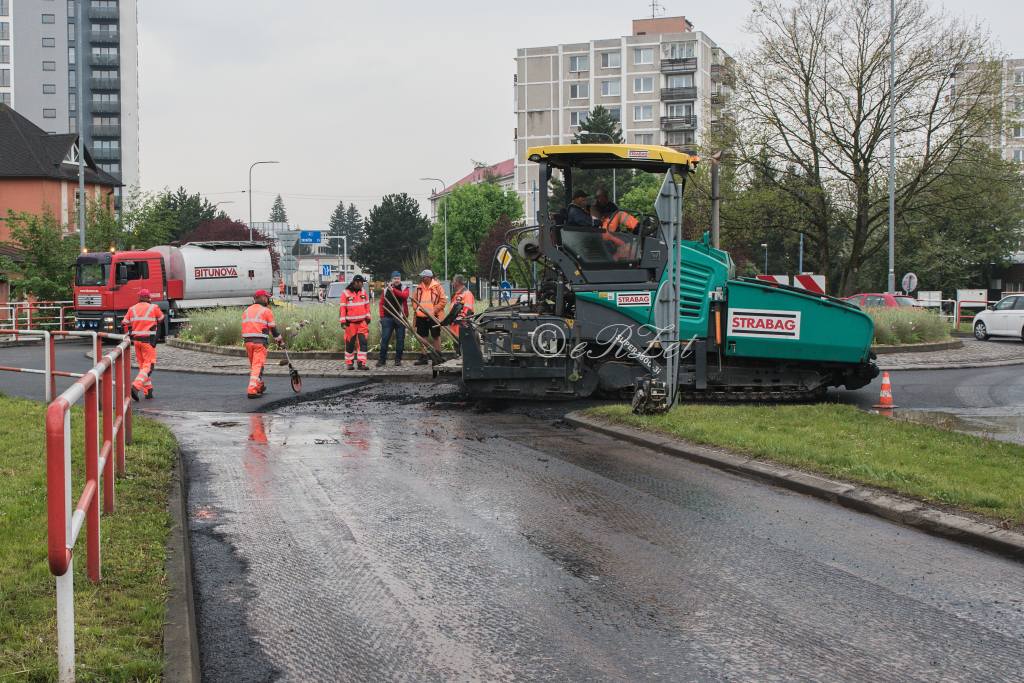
left=248, top=160, right=279, bottom=241
left=76, top=0, right=85, bottom=252
left=887, top=0, right=897, bottom=293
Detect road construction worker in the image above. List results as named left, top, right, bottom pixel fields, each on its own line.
left=121, top=288, right=165, bottom=401
left=565, top=189, right=600, bottom=227
left=441, top=274, right=475, bottom=355
left=600, top=208, right=640, bottom=261
left=593, top=188, right=619, bottom=221
left=411, top=269, right=446, bottom=364
left=242, top=289, right=283, bottom=398
left=340, top=274, right=371, bottom=370
left=377, top=271, right=409, bottom=367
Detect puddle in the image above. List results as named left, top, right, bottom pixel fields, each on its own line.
left=896, top=408, right=1024, bottom=445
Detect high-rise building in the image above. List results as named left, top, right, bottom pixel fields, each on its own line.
left=998, top=58, right=1024, bottom=165
left=513, top=16, right=732, bottom=215
left=0, top=0, right=139, bottom=193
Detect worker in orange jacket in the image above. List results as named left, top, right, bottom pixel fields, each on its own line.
left=122, top=289, right=165, bottom=401
left=601, top=209, right=640, bottom=260
left=339, top=274, right=371, bottom=370
left=411, top=269, right=447, bottom=365
left=242, top=289, right=283, bottom=398
left=441, top=274, right=475, bottom=355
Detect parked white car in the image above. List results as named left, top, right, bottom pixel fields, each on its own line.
left=973, top=295, right=1024, bottom=341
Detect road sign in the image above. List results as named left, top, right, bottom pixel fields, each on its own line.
left=321, top=265, right=332, bottom=277
left=496, top=246, right=512, bottom=270
left=499, top=280, right=512, bottom=303
left=299, top=230, right=322, bottom=244
left=901, top=272, right=918, bottom=293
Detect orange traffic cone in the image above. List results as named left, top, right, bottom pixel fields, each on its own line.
left=873, top=371, right=897, bottom=410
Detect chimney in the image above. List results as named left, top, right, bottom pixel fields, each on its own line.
left=632, top=16, right=694, bottom=36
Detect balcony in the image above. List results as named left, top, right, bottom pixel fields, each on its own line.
left=90, top=99, right=120, bottom=113
left=90, top=77, right=120, bottom=90
left=91, top=124, right=120, bottom=137
left=661, top=86, right=697, bottom=101
left=660, top=57, right=697, bottom=73
left=666, top=142, right=699, bottom=154
left=89, top=53, right=120, bottom=67
left=89, top=30, right=119, bottom=44
left=88, top=6, right=120, bottom=20
left=711, top=63, right=736, bottom=86
left=661, top=115, right=697, bottom=131
left=90, top=147, right=120, bottom=161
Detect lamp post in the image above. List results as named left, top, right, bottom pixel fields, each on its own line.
left=886, top=0, right=896, bottom=293
left=327, top=235, right=348, bottom=281
left=420, top=177, right=448, bottom=281
left=248, top=160, right=279, bottom=241
left=581, top=131, right=617, bottom=201
left=761, top=243, right=769, bottom=274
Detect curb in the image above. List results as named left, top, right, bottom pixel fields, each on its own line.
left=168, top=337, right=458, bottom=362
left=872, top=340, right=962, bottom=355
left=163, top=447, right=201, bottom=682
left=878, top=358, right=1024, bottom=371
left=563, top=412, right=1024, bottom=561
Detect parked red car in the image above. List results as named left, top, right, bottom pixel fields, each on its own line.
left=842, top=293, right=919, bottom=308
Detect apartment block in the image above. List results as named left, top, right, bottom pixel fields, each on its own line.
left=0, top=0, right=139, bottom=193
left=1000, top=58, right=1024, bottom=165
left=513, top=16, right=732, bottom=215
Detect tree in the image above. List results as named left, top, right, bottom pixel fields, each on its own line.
left=428, top=182, right=524, bottom=278
left=268, top=194, right=288, bottom=223
left=120, top=187, right=177, bottom=249
left=84, top=196, right=122, bottom=253
left=181, top=217, right=281, bottom=274
left=157, top=187, right=219, bottom=242
left=1, top=210, right=78, bottom=300
left=735, top=0, right=1004, bottom=294
left=574, top=105, right=623, bottom=144
left=475, top=214, right=531, bottom=285
left=326, top=200, right=365, bottom=256
left=352, top=193, right=430, bottom=279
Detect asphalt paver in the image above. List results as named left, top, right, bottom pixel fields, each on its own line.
left=165, top=383, right=1024, bottom=682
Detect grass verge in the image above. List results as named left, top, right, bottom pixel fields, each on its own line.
left=0, top=394, right=176, bottom=681
left=586, top=403, right=1024, bottom=526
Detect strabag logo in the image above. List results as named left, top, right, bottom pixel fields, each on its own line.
left=628, top=149, right=650, bottom=159
left=616, top=291, right=652, bottom=307
left=194, top=265, right=238, bottom=280
left=728, top=308, right=801, bottom=340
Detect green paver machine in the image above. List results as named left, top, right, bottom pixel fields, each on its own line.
left=458, top=144, right=877, bottom=411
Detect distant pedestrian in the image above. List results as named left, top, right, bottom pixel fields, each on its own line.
left=411, top=269, right=446, bottom=365
left=242, top=289, right=283, bottom=398
left=378, top=271, right=409, bottom=367
left=278, top=279, right=286, bottom=300
left=340, top=274, right=371, bottom=370
left=122, top=289, right=165, bottom=401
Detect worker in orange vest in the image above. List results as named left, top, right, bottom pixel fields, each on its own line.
left=441, top=274, right=475, bottom=355
left=339, top=274, right=371, bottom=370
left=122, top=289, right=165, bottom=401
left=411, top=269, right=447, bottom=365
left=241, top=289, right=283, bottom=398
left=601, top=209, right=640, bottom=260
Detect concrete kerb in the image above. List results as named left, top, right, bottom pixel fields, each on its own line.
left=563, top=411, right=1024, bottom=561
left=871, top=340, right=963, bottom=355
left=169, top=337, right=458, bottom=362
left=163, top=447, right=201, bottom=683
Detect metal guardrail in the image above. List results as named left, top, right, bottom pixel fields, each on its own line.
left=661, top=86, right=697, bottom=101
left=0, top=301, right=75, bottom=334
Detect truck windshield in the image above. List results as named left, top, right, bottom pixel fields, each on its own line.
left=76, top=262, right=109, bottom=286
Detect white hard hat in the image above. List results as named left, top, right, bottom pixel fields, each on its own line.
left=420, top=269, right=434, bottom=277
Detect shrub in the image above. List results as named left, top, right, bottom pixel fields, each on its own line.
left=867, top=307, right=950, bottom=345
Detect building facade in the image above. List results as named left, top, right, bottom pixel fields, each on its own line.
left=427, top=158, right=515, bottom=219
left=513, top=16, right=732, bottom=216
left=999, top=58, right=1024, bottom=165
left=0, top=0, right=139, bottom=193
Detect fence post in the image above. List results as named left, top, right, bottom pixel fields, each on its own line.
left=44, top=331, right=55, bottom=402
left=122, top=346, right=133, bottom=447
left=84, top=378, right=101, bottom=583
left=47, top=406, right=74, bottom=683
left=102, top=357, right=115, bottom=514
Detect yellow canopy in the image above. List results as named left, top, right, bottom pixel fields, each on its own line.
left=526, top=143, right=698, bottom=171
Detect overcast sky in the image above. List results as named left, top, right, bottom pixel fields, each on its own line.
left=138, top=0, right=1024, bottom=229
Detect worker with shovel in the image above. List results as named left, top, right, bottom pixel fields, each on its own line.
left=340, top=274, right=371, bottom=370
left=242, top=289, right=283, bottom=398
left=412, top=269, right=446, bottom=365
left=377, top=271, right=409, bottom=367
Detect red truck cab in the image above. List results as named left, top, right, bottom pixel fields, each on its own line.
left=74, top=250, right=173, bottom=337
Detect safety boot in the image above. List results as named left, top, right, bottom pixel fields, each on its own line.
left=131, top=387, right=140, bottom=402
left=145, top=389, right=154, bottom=399
left=358, top=362, right=369, bottom=371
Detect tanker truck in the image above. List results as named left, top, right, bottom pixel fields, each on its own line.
left=73, top=241, right=274, bottom=337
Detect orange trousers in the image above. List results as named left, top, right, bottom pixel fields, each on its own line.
left=132, top=340, right=157, bottom=392
left=245, top=342, right=268, bottom=396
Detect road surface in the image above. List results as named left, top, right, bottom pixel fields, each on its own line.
left=166, top=384, right=1024, bottom=682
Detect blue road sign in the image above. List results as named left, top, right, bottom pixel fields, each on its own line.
left=300, top=230, right=322, bottom=244
left=321, top=265, right=332, bottom=277
left=500, top=280, right=512, bottom=290
left=499, top=280, right=512, bottom=303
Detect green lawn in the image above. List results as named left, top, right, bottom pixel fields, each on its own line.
left=0, top=395, right=176, bottom=682
left=587, top=403, right=1024, bottom=526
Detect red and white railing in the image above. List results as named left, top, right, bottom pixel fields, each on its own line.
left=0, top=329, right=104, bottom=401
left=0, top=300, right=76, bottom=333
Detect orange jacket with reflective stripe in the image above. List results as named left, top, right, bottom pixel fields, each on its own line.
left=339, top=288, right=371, bottom=323
left=413, top=280, right=447, bottom=318
left=451, top=288, right=475, bottom=320
left=122, top=302, right=164, bottom=338
left=241, top=304, right=276, bottom=341
left=601, top=210, right=639, bottom=233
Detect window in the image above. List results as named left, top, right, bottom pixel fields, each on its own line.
left=43, top=108, right=57, bottom=118
left=665, top=41, right=696, bottom=59
left=42, top=36, right=56, bottom=47
left=0, top=92, right=10, bottom=106
left=607, top=107, right=621, bottom=121
left=994, top=296, right=1018, bottom=311
left=94, top=69, right=118, bottom=80
left=569, top=82, right=589, bottom=99
left=666, top=130, right=695, bottom=145
left=68, top=23, right=75, bottom=41
left=634, top=47, right=653, bottom=65
left=633, top=76, right=653, bottom=93
left=67, top=0, right=74, bottom=16
left=668, top=74, right=694, bottom=89
left=93, top=139, right=119, bottom=150
left=93, top=115, right=119, bottom=125
left=92, top=92, right=119, bottom=103
left=43, top=83, right=56, bottom=94
left=43, top=60, right=57, bottom=71
left=91, top=1, right=118, bottom=8
left=99, top=162, right=120, bottom=174
left=601, top=79, right=620, bottom=96
left=0, top=20, right=8, bottom=40
left=91, top=46, right=118, bottom=56
left=667, top=102, right=693, bottom=117
left=69, top=93, right=76, bottom=111
left=1014, top=150, right=1024, bottom=163
left=633, top=104, right=653, bottom=121
left=0, top=0, right=8, bottom=17
left=68, top=47, right=75, bottom=64
left=0, top=68, right=9, bottom=87
left=0, top=45, right=9, bottom=64
left=117, top=261, right=149, bottom=284
left=68, top=69, right=76, bottom=86
left=570, top=110, right=588, bottom=127
left=91, top=23, right=116, bottom=32
left=42, top=13, right=56, bottom=24
left=600, top=51, right=621, bottom=68
left=1014, top=126, right=1024, bottom=139
left=568, top=55, right=588, bottom=72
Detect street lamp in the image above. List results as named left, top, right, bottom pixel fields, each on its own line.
left=327, top=235, right=348, bottom=280
left=248, top=160, right=279, bottom=241
left=580, top=131, right=617, bottom=201
left=420, top=177, right=448, bottom=281
left=761, top=243, right=769, bottom=274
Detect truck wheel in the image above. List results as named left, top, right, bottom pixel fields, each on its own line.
left=974, top=321, right=989, bottom=341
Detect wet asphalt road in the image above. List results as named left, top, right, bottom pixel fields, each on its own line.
left=163, top=384, right=1024, bottom=682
